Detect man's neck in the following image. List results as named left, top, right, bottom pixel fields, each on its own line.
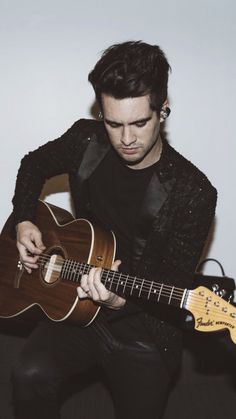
left=126, top=135, right=163, bottom=170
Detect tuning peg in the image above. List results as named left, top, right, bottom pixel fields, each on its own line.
left=212, top=283, right=219, bottom=292
left=219, top=289, right=227, bottom=298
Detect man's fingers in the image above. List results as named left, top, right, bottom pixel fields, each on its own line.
left=18, top=237, right=41, bottom=255
left=87, top=268, right=101, bottom=301
left=80, top=274, right=89, bottom=292
left=79, top=269, right=105, bottom=301
left=18, top=248, right=37, bottom=274
left=77, top=286, right=88, bottom=299
left=17, top=243, right=39, bottom=262
left=78, top=274, right=92, bottom=299
left=17, top=243, right=40, bottom=273
left=16, top=222, right=45, bottom=255
left=32, top=231, right=45, bottom=251
left=111, top=260, right=121, bottom=272
left=77, top=262, right=122, bottom=303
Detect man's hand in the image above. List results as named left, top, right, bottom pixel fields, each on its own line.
left=77, top=260, right=126, bottom=310
left=16, top=221, right=45, bottom=273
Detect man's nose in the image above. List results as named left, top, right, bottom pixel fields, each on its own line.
left=121, top=126, right=136, bottom=146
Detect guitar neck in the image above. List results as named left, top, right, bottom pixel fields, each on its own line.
left=61, top=260, right=188, bottom=309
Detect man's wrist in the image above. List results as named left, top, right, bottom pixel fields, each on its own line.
left=106, top=295, right=126, bottom=310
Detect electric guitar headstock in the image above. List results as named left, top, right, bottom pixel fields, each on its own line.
left=185, top=286, right=236, bottom=344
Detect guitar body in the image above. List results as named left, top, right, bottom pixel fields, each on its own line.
left=0, top=201, right=116, bottom=326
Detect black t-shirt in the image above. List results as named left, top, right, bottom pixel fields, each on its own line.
left=88, top=148, right=158, bottom=274
left=87, top=148, right=160, bottom=341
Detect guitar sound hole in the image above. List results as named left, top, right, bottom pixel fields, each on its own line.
left=40, top=247, right=65, bottom=285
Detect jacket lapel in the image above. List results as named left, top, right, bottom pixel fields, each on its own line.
left=77, top=132, right=111, bottom=188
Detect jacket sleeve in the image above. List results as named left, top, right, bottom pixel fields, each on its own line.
left=12, top=119, right=90, bottom=226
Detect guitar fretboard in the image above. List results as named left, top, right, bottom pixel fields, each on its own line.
left=61, top=259, right=187, bottom=308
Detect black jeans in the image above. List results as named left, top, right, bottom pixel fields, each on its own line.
left=12, top=315, right=170, bottom=419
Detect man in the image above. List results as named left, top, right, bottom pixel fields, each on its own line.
left=11, top=41, right=217, bottom=419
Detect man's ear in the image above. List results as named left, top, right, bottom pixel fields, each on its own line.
left=160, top=100, right=171, bottom=123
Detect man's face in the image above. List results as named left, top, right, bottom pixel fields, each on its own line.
left=102, top=94, right=162, bottom=170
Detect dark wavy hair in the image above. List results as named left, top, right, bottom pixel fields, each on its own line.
left=88, top=41, right=171, bottom=113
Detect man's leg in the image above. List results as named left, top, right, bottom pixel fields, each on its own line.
left=12, top=320, right=99, bottom=419
left=104, top=340, right=170, bottom=419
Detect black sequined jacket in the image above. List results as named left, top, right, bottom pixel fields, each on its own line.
left=12, top=119, right=217, bottom=373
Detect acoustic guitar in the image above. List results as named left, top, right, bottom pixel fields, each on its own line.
left=0, top=200, right=235, bottom=343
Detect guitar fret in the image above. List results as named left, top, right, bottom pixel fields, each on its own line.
left=72, top=261, right=77, bottom=282
left=70, top=260, right=75, bottom=280
left=130, top=277, right=136, bottom=296
left=147, top=281, right=153, bottom=300
left=81, top=263, right=88, bottom=276
left=138, top=279, right=145, bottom=298
left=168, top=286, right=174, bottom=304
left=104, top=270, right=115, bottom=291
left=64, top=260, right=69, bottom=279
left=115, top=273, right=122, bottom=292
left=61, top=261, right=66, bottom=278
left=109, top=271, right=115, bottom=290
left=77, top=262, right=82, bottom=281
left=123, top=275, right=129, bottom=294
left=103, top=269, right=110, bottom=288
left=69, top=260, right=73, bottom=280
left=157, top=283, right=164, bottom=302
left=67, top=260, right=71, bottom=278
left=75, top=262, right=82, bottom=282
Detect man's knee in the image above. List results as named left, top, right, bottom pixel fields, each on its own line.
left=12, top=356, right=58, bottom=399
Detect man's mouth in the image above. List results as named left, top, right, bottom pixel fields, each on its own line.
left=121, top=147, right=139, bottom=154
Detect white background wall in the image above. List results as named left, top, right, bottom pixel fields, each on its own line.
left=1, top=0, right=235, bottom=279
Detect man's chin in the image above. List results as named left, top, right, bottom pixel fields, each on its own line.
left=119, top=154, right=144, bottom=166
left=114, top=147, right=146, bottom=166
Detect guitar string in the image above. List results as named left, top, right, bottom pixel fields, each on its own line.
left=36, top=253, right=221, bottom=297
left=34, top=266, right=236, bottom=323
left=37, top=255, right=185, bottom=297
left=35, top=255, right=236, bottom=317
left=35, top=250, right=233, bottom=307
left=37, top=254, right=185, bottom=294
left=36, top=255, right=230, bottom=308
left=36, top=253, right=233, bottom=302
left=36, top=255, right=234, bottom=309
left=37, top=254, right=189, bottom=294
left=60, top=261, right=235, bottom=313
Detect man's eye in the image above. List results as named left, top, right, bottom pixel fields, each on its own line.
left=107, top=123, right=121, bottom=128
left=135, top=121, right=147, bottom=128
